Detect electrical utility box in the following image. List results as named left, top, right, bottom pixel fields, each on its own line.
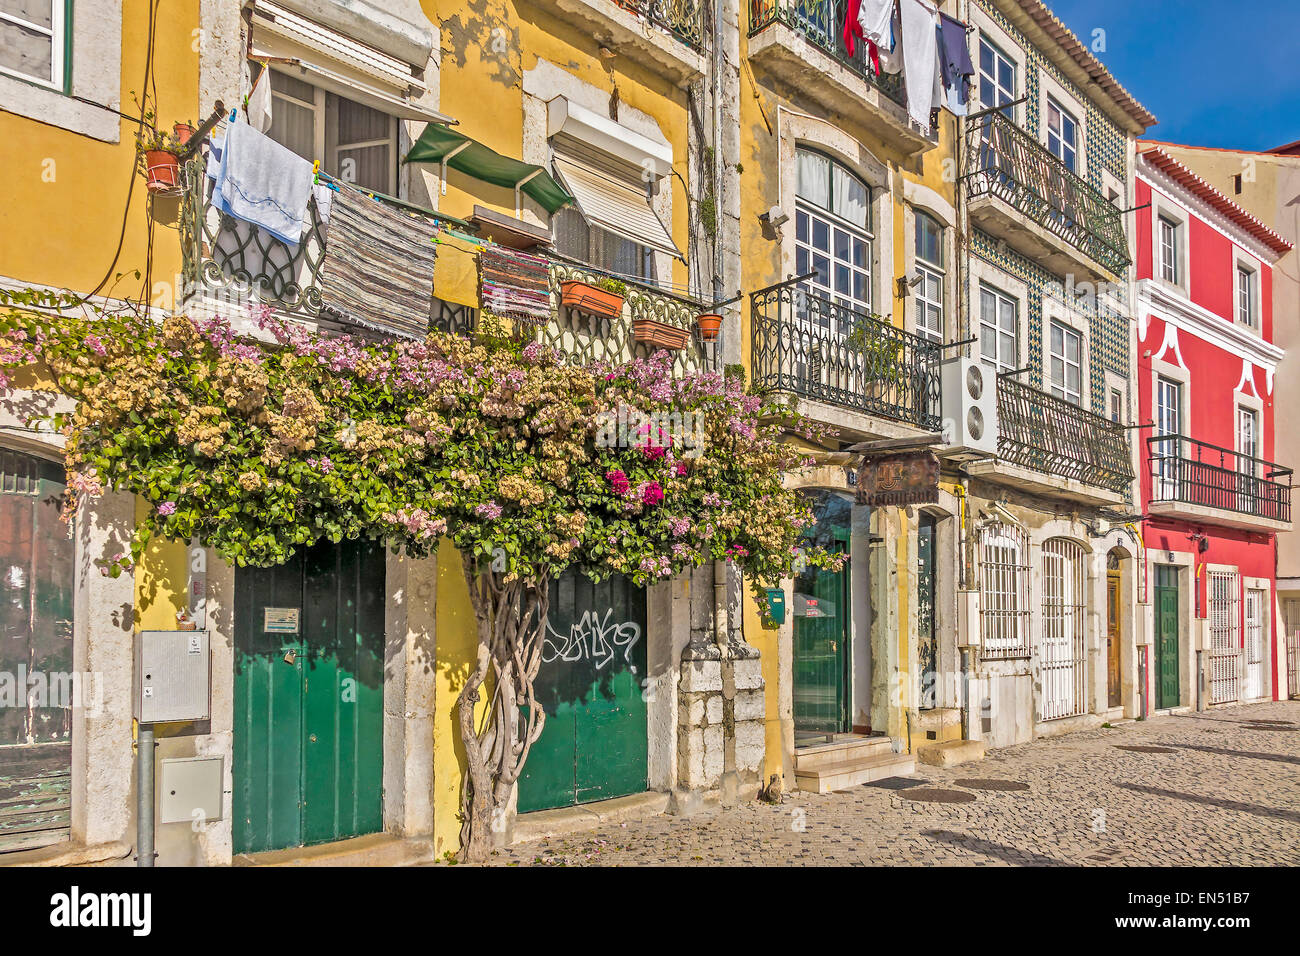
left=135, top=630, right=211, bottom=723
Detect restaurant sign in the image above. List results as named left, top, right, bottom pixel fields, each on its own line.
left=856, top=451, right=940, bottom=507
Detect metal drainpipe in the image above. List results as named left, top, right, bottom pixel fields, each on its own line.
left=137, top=722, right=155, bottom=867
left=710, top=0, right=724, bottom=318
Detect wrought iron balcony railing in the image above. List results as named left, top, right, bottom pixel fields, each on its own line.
left=616, top=0, right=705, bottom=50
left=964, top=109, right=1130, bottom=276
left=748, top=0, right=905, bottom=104
left=178, top=155, right=475, bottom=336
left=996, top=376, right=1133, bottom=495
left=1148, top=434, right=1292, bottom=523
left=750, top=278, right=942, bottom=430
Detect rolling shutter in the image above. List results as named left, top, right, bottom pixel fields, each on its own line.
left=551, top=149, right=681, bottom=260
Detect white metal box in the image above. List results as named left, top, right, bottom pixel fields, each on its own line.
left=135, top=630, right=211, bottom=723
left=957, top=590, right=981, bottom=647
left=940, top=357, right=998, bottom=458
left=158, top=756, right=224, bottom=825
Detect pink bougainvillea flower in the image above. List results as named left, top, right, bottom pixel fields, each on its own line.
left=157, top=501, right=177, bottom=516
left=606, top=469, right=630, bottom=496
left=641, top=481, right=664, bottom=506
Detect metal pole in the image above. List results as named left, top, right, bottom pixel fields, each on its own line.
left=137, top=723, right=155, bottom=867
left=1196, top=650, right=1205, bottom=712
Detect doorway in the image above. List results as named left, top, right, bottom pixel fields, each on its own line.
left=918, top=513, right=937, bottom=710
left=1244, top=588, right=1265, bottom=700
left=233, top=539, right=386, bottom=854
left=1154, top=564, right=1180, bottom=710
left=1106, top=570, right=1122, bottom=708
left=793, top=491, right=852, bottom=741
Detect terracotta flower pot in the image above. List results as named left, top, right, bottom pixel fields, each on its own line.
left=560, top=280, right=625, bottom=319
left=695, top=313, right=723, bottom=341
left=144, top=149, right=182, bottom=195
left=631, top=318, right=691, bottom=351
left=173, top=122, right=196, bottom=145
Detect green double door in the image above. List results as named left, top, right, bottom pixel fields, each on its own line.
left=517, top=570, right=648, bottom=813
left=233, top=539, right=385, bottom=854
left=1154, top=565, right=1180, bottom=710
left=793, top=530, right=851, bottom=734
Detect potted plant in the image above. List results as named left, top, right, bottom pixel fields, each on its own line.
left=695, top=313, right=723, bottom=341
left=631, top=316, right=691, bottom=351
left=173, top=121, right=197, bottom=146
left=559, top=275, right=626, bottom=319
left=134, top=113, right=184, bottom=196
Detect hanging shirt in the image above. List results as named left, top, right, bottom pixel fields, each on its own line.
left=899, top=0, right=941, bottom=132
left=843, top=0, right=864, bottom=58
left=877, top=9, right=903, bottom=74
left=857, top=0, right=895, bottom=48
left=937, top=12, right=976, bottom=116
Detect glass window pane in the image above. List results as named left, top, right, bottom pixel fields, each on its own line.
left=796, top=150, right=830, bottom=209
left=796, top=209, right=809, bottom=243
left=268, top=96, right=316, bottom=163
left=832, top=165, right=869, bottom=229
left=270, top=68, right=315, bottom=103
left=336, top=143, right=390, bottom=193
left=0, top=21, right=52, bottom=82
left=1, top=1, right=54, bottom=28
left=336, top=95, right=390, bottom=145
left=812, top=218, right=829, bottom=251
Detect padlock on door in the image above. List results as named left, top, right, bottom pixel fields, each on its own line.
left=283, top=648, right=297, bottom=665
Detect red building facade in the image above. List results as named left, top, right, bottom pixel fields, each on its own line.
left=1134, top=146, right=1294, bottom=712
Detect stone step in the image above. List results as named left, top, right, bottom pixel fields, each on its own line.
left=913, top=708, right=963, bottom=743
left=916, top=739, right=986, bottom=768
left=794, top=752, right=917, bottom=794
left=793, top=734, right=894, bottom=772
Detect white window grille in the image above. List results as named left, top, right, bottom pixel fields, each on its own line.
left=979, top=523, right=1030, bottom=659
left=1208, top=570, right=1241, bottom=704
left=1040, top=538, right=1087, bottom=720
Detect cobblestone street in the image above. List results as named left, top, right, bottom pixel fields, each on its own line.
left=490, top=701, right=1300, bottom=866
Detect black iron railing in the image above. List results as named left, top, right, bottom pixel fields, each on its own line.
left=614, top=0, right=705, bottom=50
left=750, top=279, right=942, bottom=430
left=1148, top=434, right=1292, bottom=522
left=748, top=0, right=905, bottom=105
left=964, top=109, right=1130, bottom=276
left=996, top=376, right=1133, bottom=495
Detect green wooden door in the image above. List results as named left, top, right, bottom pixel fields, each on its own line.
left=233, top=539, right=385, bottom=854
left=793, top=531, right=850, bottom=734
left=517, top=570, right=647, bottom=813
left=1155, top=565, right=1180, bottom=710
left=918, top=514, right=937, bottom=710
left=0, top=450, right=74, bottom=853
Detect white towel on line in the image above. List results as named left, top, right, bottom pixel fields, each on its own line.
left=899, top=0, right=941, bottom=133
left=208, top=121, right=314, bottom=246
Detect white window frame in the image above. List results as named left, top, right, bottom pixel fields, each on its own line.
left=1235, top=260, right=1258, bottom=329
left=1237, top=404, right=1258, bottom=477
left=1040, top=538, right=1088, bottom=720
left=794, top=147, right=875, bottom=334
left=1047, top=319, right=1084, bottom=406
left=1159, top=216, right=1180, bottom=284
left=1045, top=95, right=1079, bottom=173
left=979, top=523, right=1031, bottom=659
left=1207, top=569, right=1241, bottom=705
left=0, top=0, right=67, bottom=90
left=1037, top=68, right=1087, bottom=177
left=913, top=210, right=944, bottom=344
left=976, top=32, right=1018, bottom=118
left=978, top=283, right=1018, bottom=375
left=1150, top=195, right=1190, bottom=294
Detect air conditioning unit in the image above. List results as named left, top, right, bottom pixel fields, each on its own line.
left=940, top=357, right=998, bottom=458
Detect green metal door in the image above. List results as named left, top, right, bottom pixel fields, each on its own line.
left=0, top=450, right=74, bottom=853
left=1155, top=565, right=1180, bottom=710
left=918, top=514, right=937, bottom=710
left=233, top=539, right=385, bottom=854
left=793, top=530, right=851, bottom=734
left=517, top=570, right=647, bottom=813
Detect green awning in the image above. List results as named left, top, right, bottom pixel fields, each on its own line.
left=403, top=124, right=573, bottom=215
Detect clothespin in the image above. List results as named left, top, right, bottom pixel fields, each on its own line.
left=312, top=159, right=321, bottom=183
left=229, top=108, right=237, bottom=122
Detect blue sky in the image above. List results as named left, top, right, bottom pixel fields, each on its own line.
left=1048, top=0, right=1299, bottom=150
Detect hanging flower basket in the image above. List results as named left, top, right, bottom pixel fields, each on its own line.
left=144, top=149, right=182, bottom=195
left=695, top=313, right=723, bottom=341
left=560, top=280, right=625, bottom=319
left=632, top=318, right=691, bottom=351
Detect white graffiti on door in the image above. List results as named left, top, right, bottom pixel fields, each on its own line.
left=542, top=609, right=642, bottom=670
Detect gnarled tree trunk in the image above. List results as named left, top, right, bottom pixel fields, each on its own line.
left=456, top=555, right=550, bottom=861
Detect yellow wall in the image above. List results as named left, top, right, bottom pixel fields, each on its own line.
left=0, top=0, right=200, bottom=304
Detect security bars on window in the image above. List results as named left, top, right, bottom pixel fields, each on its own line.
left=980, top=523, right=1031, bottom=659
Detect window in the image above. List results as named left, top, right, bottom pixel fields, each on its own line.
left=553, top=206, right=657, bottom=282
left=1238, top=406, right=1258, bottom=477
left=1208, top=571, right=1241, bottom=704
left=1109, top=387, right=1123, bottom=424
left=266, top=68, right=398, bottom=195
left=1237, top=264, right=1257, bottom=327
left=978, top=285, right=1017, bottom=374
left=1048, top=321, right=1083, bottom=406
left=978, top=35, right=1015, bottom=110
left=1153, top=376, right=1182, bottom=498
left=0, top=0, right=67, bottom=90
left=794, top=148, right=872, bottom=333
left=913, top=211, right=944, bottom=343
left=1158, top=215, right=1181, bottom=285
left=1046, top=96, right=1079, bottom=173
left=980, top=523, right=1030, bottom=659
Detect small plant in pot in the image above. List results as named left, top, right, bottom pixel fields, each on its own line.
left=134, top=108, right=185, bottom=196
left=559, top=275, right=627, bottom=319
left=695, top=313, right=723, bottom=341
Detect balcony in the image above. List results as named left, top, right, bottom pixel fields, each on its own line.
left=750, top=278, right=943, bottom=434
left=747, top=0, right=934, bottom=155
left=963, top=110, right=1130, bottom=281
left=1147, top=435, right=1292, bottom=532
left=965, top=376, right=1133, bottom=506
left=523, top=0, right=705, bottom=86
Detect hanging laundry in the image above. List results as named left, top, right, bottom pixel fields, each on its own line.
left=843, top=0, right=864, bottom=58
left=937, top=13, right=975, bottom=116
left=857, top=0, right=895, bottom=48
left=877, top=4, right=903, bottom=74
left=245, top=62, right=273, bottom=134
left=478, top=245, right=553, bottom=326
left=211, top=120, right=314, bottom=246
left=317, top=185, right=439, bottom=339
left=898, top=0, right=941, bottom=132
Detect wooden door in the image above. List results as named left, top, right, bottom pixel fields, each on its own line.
left=1106, top=571, right=1122, bottom=708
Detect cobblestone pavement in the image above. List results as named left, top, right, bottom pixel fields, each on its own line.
left=488, top=701, right=1300, bottom=866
